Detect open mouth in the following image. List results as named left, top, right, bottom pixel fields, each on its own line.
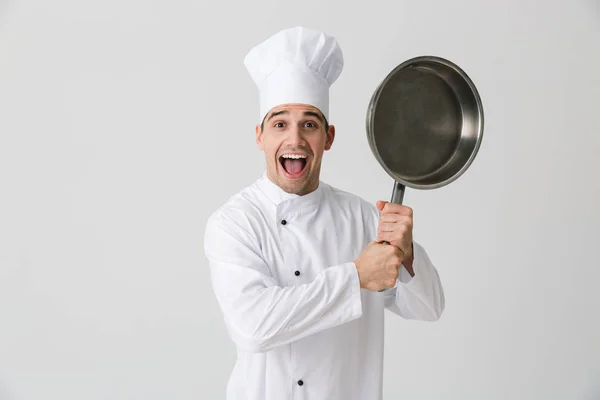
left=279, top=153, right=309, bottom=179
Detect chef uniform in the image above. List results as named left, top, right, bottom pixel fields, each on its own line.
left=203, top=27, right=445, bottom=400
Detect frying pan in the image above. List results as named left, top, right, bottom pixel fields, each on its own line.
left=366, top=55, right=484, bottom=288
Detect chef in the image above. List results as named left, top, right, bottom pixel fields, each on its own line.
left=203, top=26, right=445, bottom=400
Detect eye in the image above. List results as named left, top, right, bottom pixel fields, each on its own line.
left=304, top=121, right=317, bottom=128
left=274, top=122, right=285, bottom=128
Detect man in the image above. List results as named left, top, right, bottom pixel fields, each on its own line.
left=203, top=26, right=445, bottom=400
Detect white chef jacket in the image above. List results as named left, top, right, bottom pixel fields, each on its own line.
left=203, top=172, right=445, bottom=400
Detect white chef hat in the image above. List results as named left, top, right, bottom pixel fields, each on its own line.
left=243, top=26, right=344, bottom=124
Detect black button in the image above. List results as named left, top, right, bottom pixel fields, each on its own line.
left=297, top=380, right=304, bottom=386
left=281, top=219, right=287, bottom=225
left=294, top=271, right=300, bottom=276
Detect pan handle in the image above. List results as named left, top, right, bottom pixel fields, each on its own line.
left=390, top=181, right=405, bottom=205
left=379, top=180, right=406, bottom=292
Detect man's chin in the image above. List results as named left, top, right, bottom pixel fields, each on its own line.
left=278, top=176, right=318, bottom=196
left=278, top=179, right=305, bottom=194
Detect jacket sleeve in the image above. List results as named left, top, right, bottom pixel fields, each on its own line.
left=384, top=240, right=445, bottom=321
left=204, top=214, right=364, bottom=353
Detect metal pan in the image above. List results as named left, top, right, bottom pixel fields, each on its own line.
left=367, top=55, right=484, bottom=206
left=366, top=56, right=484, bottom=290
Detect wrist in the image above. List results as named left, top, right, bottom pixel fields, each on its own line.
left=353, top=260, right=365, bottom=289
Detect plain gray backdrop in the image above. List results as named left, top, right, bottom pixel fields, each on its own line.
left=1, top=0, right=599, bottom=399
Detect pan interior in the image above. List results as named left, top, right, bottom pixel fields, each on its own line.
left=371, top=66, right=463, bottom=183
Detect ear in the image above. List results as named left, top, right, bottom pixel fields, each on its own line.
left=324, top=124, right=335, bottom=151
left=255, top=124, right=264, bottom=150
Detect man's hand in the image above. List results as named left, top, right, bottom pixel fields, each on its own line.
left=354, top=241, right=404, bottom=291
left=376, top=201, right=415, bottom=276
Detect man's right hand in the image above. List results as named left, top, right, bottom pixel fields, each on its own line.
left=354, top=241, right=404, bottom=291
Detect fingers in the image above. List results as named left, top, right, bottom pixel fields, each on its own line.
left=378, top=213, right=413, bottom=225
left=364, top=240, right=404, bottom=291
left=391, top=246, right=404, bottom=265
left=377, top=203, right=413, bottom=249
left=379, top=242, right=403, bottom=261
left=376, top=245, right=401, bottom=288
left=385, top=273, right=399, bottom=289
left=377, top=231, right=411, bottom=256
left=377, top=224, right=410, bottom=239
left=377, top=218, right=412, bottom=235
left=377, top=229, right=409, bottom=244
left=378, top=201, right=413, bottom=217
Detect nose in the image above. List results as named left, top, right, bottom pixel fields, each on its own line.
left=285, top=125, right=306, bottom=146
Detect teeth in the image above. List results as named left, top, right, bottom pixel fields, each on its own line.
left=281, top=154, right=307, bottom=159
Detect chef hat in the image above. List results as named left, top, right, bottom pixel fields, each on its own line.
left=244, top=26, right=344, bottom=124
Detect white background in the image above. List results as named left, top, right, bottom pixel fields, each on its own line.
left=1, top=0, right=599, bottom=399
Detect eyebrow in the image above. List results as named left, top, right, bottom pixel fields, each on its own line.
left=303, top=111, right=325, bottom=123
left=266, top=110, right=325, bottom=123
left=266, top=110, right=288, bottom=122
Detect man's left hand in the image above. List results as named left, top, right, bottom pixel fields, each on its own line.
left=376, top=201, right=415, bottom=276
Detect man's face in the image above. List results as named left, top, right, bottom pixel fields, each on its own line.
left=256, top=103, right=335, bottom=196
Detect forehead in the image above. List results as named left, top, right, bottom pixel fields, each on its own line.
left=266, top=104, right=324, bottom=119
